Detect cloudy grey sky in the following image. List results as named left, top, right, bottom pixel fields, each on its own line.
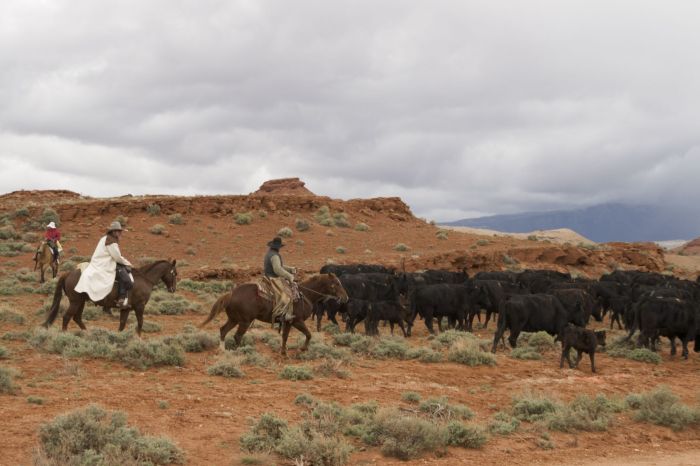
left=1, top=0, right=699, bottom=221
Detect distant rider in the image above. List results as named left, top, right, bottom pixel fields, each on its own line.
left=263, top=236, right=298, bottom=325
left=44, top=221, right=62, bottom=263
left=75, top=221, right=134, bottom=308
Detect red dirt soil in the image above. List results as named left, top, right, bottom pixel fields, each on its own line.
left=1, top=182, right=699, bottom=465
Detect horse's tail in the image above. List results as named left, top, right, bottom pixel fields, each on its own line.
left=200, top=293, right=231, bottom=328
left=43, top=272, right=67, bottom=327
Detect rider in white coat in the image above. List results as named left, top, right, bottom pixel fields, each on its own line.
left=75, top=221, right=133, bottom=308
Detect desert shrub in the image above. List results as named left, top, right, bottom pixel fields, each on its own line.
left=433, top=329, right=475, bottom=347
left=168, top=213, right=184, bottom=225
left=435, top=230, right=448, bottom=240
left=510, top=347, right=542, bottom=360
left=149, top=224, right=166, bottom=235
left=512, top=394, right=559, bottom=422
left=145, top=291, right=199, bottom=315
left=406, top=347, right=443, bottom=363
left=0, top=366, right=18, bottom=394
left=476, top=239, right=489, bottom=246
left=314, top=359, right=351, bottom=379
left=370, top=337, right=409, bottom=360
left=258, top=209, right=268, bottom=218
left=185, top=246, right=196, bottom=256
left=234, top=212, right=253, bottom=225
left=146, top=203, right=161, bottom=216
left=393, top=243, right=409, bottom=252
left=627, top=348, right=662, bottom=364
left=240, top=413, right=289, bottom=453
left=277, top=227, right=293, bottom=238
left=445, top=422, right=487, bottom=448
left=177, top=279, right=231, bottom=295
left=295, top=393, right=315, bottom=406
left=419, top=397, right=474, bottom=422
left=402, top=392, right=421, bottom=403
left=526, top=331, right=557, bottom=350
left=27, top=395, right=44, bottom=405
left=59, top=260, right=77, bottom=272
left=624, top=393, right=643, bottom=410
left=547, top=395, right=622, bottom=432
left=630, top=386, right=700, bottom=431
left=14, top=267, right=36, bottom=282
left=365, top=408, right=446, bottom=460
left=207, top=355, right=245, bottom=378
left=0, top=345, right=9, bottom=358
left=0, top=241, right=33, bottom=257
left=354, top=222, right=370, bottom=232
left=333, top=212, right=350, bottom=228
left=141, top=321, right=162, bottom=333
left=537, top=432, right=555, bottom=450
left=279, top=365, right=313, bottom=381
left=2, top=331, right=31, bottom=341
left=114, top=339, right=185, bottom=370
left=0, top=309, right=25, bottom=325
left=502, top=254, right=519, bottom=265
left=164, top=331, right=218, bottom=352
left=0, top=225, right=18, bottom=240
left=114, top=215, right=128, bottom=227
left=295, top=218, right=310, bottom=231
left=332, top=333, right=374, bottom=355
left=275, top=426, right=352, bottom=466
left=528, top=235, right=539, bottom=241
left=0, top=277, right=33, bottom=295
left=39, top=208, right=60, bottom=228
left=296, top=339, right=351, bottom=362
left=447, top=340, right=496, bottom=367
left=37, top=404, right=184, bottom=465
left=335, top=246, right=346, bottom=254
left=14, top=207, right=30, bottom=218
left=22, top=232, right=40, bottom=243
left=488, top=412, right=520, bottom=435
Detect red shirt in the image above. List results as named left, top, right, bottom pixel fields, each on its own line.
left=45, top=228, right=61, bottom=241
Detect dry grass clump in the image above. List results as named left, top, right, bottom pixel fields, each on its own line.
left=146, top=204, right=161, bottom=216
left=234, top=212, right=253, bottom=225
left=295, top=218, right=310, bottom=231
left=279, top=365, right=313, bottom=381
left=149, top=224, right=166, bottom=235
left=0, top=366, right=19, bottom=394
left=628, top=386, right=700, bottom=431
left=277, top=227, right=293, bottom=238
left=447, top=339, right=496, bottom=367
left=36, top=404, right=184, bottom=465
left=207, top=355, right=245, bottom=378
left=168, top=213, right=184, bottom=225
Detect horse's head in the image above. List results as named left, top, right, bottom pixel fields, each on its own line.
left=161, top=259, right=178, bottom=293
left=325, top=273, right=348, bottom=303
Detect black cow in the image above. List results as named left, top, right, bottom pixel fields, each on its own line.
left=491, top=294, right=570, bottom=352
left=552, top=289, right=601, bottom=324
left=467, top=279, right=521, bottom=331
left=410, top=283, right=472, bottom=335
left=313, top=298, right=344, bottom=331
left=344, top=299, right=374, bottom=334
left=636, top=297, right=698, bottom=359
left=366, top=300, right=410, bottom=337
left=320, top=264, right=394, bottom=276
left=559, top=324, right=606, bottom=373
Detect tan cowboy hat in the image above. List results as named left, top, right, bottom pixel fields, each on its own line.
left=107, top=221, right=127, bottom=232
left=46, top=222, right=56, bottom=229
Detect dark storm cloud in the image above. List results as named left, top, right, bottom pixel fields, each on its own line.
left=1, top=0, right=699, bottom=220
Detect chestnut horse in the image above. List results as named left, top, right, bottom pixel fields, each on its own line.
left=200, top=273, right=348, bottom=355
left=34, top=242, right=58, bottom=283
left=43, top=260, right=178, bottom=336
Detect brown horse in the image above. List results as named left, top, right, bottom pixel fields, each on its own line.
left=43, top=260, right=178, bottom=336
left=34, top=242, right=58, bottom=283
left=200, top=274, right=348, bottom=355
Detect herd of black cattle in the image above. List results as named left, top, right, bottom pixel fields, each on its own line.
left=314, top=264, right=700, bottom=369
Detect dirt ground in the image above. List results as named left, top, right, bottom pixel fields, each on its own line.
left=1, top=188, right=699, bottom=465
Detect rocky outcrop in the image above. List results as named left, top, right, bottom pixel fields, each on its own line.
left=251, top=178, right=315, bottom=196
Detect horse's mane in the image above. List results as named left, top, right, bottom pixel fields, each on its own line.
left=135, top=260, right=171, bottom=275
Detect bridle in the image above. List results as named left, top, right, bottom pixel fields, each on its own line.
left=297, top=284, right=345, bottom=302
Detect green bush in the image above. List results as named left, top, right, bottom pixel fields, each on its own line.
left=510, top=347, right=542, bottom=360
left=279, top=365, right=313, bottom=381
left=28, top=395, right=44, bottom=405
left=164, top=331, right=218, bottom=352
left=275, top=426, right=352, bottom=466
left=625, top=393, right=643, bottom=410
left=0, top=309, right=25, bottom=325
left=631, top=386, right=700, bottom=431
left=0, top=225, right=18, bottom=240
left=419, top=397, right=474, bottom=421
left=295, top=218, right=310, bottom=232
left=39, top=208, right=60, bottom=228
left=0, top=366, right=18, bottom=394
left=0, top=345, right=9, bottom=358
left=445, top=422, right=487, bottom=448
left=240, top=413, right=289, bottom=453
left=488, top=412, right=520, bottom=435
left=525, top=331, right=557, bottom=350
left=447, top=340, right=496, bottom=367
left=333, top=212, right=350, bottom=228
left=547, top=395, right=622, bottom=432
left=627, top=348, right=662, bottom=364
left=335, top=246, right=346, bottom=254
left=295, top=393, right=315, bottom=406
left=14, top=207, right=30, bottom=218
left=234, top=212, right=253, bottom=225
left=145, top=291, right=200, bottom=315
left=371, top=338, right=409, bottom=360
left=512, top=394, right=559, bottom=422
left=37, top=404, right=184, bottom=465
left=168, top=213, right=184, bottom=225
left=402, top=392, right=421, bottom=403
left=393, top=243, right=409, bottom=252
left=207, top=355, right=245, bottom=378
left=277, top=227, right=293, bottom=238
left=146, top=203, right=161, bottom=216
left=365, top=408, right=446, bottom=460
left=0, top=241, right=33, bottom=257
left=113, top=339, right=185, bottom=370
left=149, top=224, right=166, bottom=235
left=354, top=222, right=370, bottom=232
left=406, top=347, right=443, bottom=363
left=141, top=321, right=162, bottom=333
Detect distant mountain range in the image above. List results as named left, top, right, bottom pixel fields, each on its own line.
left=442, top=203, right=700, bottom=243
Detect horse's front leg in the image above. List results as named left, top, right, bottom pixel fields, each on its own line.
left=292, top=321, right=312, bottom=352
left=281, top=322, right=291, bottom=356
left=118, top=309, right=130, bottom=332
left=135, top=307, right=144, bottom=338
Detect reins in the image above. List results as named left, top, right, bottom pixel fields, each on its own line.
left=297, top=284, right=341, bottom=302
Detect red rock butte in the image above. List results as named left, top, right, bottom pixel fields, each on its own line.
left=251, top=178, right=315, bottom=196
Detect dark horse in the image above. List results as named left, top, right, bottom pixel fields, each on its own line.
left=200, top=274, right=348, bottom=355
left=34, top=242, right=58, bottom=283
left=43, top=260, right=178, bottom=336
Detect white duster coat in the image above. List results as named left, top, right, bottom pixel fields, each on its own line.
left=75, top=235, right=132, bottom=301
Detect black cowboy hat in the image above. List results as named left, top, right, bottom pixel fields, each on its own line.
left=267, top=236, right=285, bottom=249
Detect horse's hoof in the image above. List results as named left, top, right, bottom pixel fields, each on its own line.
left=219, top=341, right=226, bottom=352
